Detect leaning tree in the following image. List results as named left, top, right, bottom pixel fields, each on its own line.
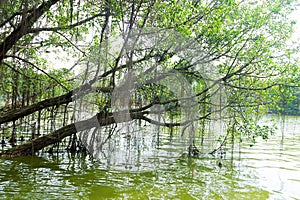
left=0, top=0, right=299, bottom=157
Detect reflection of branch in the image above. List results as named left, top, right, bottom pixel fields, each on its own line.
left=0, top=106, right=221, bottom=157
left=209, top=130, right=229, bottom=155
left=100, top=124, right=117, bottom=150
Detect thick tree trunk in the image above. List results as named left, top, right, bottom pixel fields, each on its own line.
left=0, top=111, right=145, bottom=157
left=1, top=124, right=77, bottom=157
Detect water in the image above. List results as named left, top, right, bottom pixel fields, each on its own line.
left=0, top=115, right=299, bottom=199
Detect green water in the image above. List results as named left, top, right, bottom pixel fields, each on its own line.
left=0, top=115, right=299, bottom=199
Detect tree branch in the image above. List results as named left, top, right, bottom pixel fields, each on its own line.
left=0, top=0, right=60, bottom=62
left=4, top=55, right=69, bottom=91
left=28, top=12, right=107, bottom=34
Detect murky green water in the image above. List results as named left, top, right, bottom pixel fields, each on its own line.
left=0, top=115, right=299, bottom=199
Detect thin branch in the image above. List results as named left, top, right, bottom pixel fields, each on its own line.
left=28, top=12, right=107, bottom=33
left=4, top=55, right=69, bottom=91
left=2, top=62, right=32, bottom=80
left=224, top=82, right=279, bottom=91
left=55, top=31, right=86, bottom=55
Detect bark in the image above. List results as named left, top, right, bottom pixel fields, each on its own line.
left=0, top=111, right=145, bottom=157
left=1, top=124, right=77, bottom=157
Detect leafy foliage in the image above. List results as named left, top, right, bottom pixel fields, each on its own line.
left=0, top=0, right=299, bottom=153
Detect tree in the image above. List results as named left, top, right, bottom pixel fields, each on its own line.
left=0, top=0, right=299, bottom=157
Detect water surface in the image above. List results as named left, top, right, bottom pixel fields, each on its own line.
left=0, top=115, right=299, bottom=199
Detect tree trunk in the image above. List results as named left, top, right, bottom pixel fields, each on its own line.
left=0, top=111, right=145, bottom=157
left=0, top=91, right=73, bottom=124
